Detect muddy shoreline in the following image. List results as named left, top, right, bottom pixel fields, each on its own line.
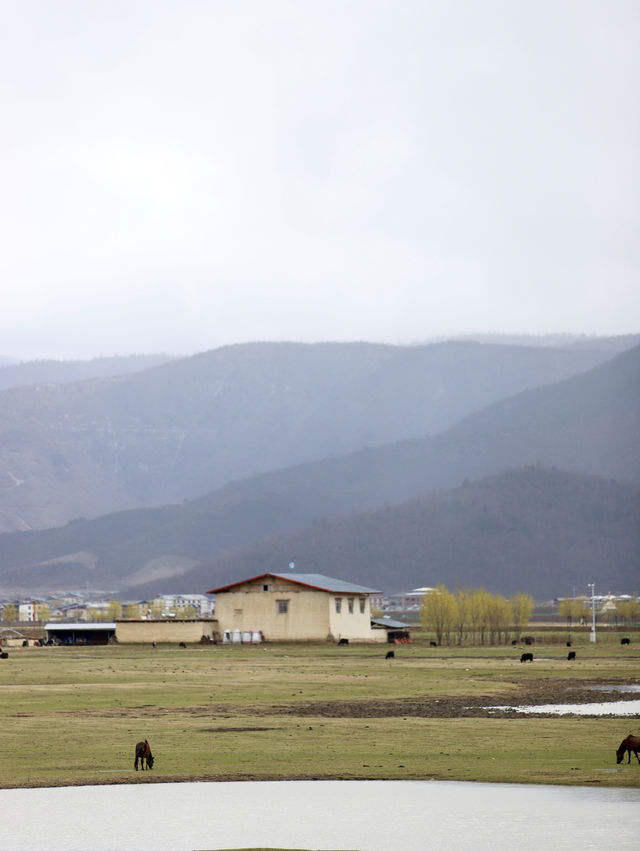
left=240, top=678, right=640, bottom=719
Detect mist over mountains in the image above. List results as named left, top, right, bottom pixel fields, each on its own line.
left=0, top=338, right=631, bottom=532
left=0, top=336, right=638, bottom=597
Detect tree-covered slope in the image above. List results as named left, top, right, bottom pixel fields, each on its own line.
left=0, top=340, right=619, bottom=531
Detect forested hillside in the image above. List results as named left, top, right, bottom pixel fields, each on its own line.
left=165, top=468, right=640, bottom=600
left=0, top=340, right=620, bottom=532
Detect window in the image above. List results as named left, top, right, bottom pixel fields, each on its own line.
left=263, top=584, right=269, bottom=591
left=335, top=597, right=342, bottom=614
left=348, top=598, right=354, bottom=614
left=359, top=598, right=365, bottom=614
left=276, top=599, right=289, bottom=615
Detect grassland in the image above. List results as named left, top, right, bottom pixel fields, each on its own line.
left=1, top=631, right=639, bottom=789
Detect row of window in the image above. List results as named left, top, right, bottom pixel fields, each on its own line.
left=274, top=597, right=366, bottom=615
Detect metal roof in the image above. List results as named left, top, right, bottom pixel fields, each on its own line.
left=371, top=617, right=411, bottom=629
left=45, top=622, right=116, bottom=630
left=207, top=573, right=380, bottom=595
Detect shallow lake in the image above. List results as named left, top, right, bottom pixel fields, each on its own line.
left=3, top=780, right=640, bottom=851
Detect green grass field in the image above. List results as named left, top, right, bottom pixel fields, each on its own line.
left=2, top=633, right=639, bottom=789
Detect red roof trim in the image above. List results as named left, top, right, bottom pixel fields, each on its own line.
left=206, top=573, right=344, bottom=595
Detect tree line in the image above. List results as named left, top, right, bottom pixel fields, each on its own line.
left=419, top=585, right=534, bottom=645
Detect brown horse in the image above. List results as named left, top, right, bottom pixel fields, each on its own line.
left=616, top=735, right=640, bottom=764
left=134, top=740, right=154, bottom=771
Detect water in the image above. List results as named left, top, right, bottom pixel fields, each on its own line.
left=2, top=780, right=640, bottom=851
left=488, top=699, right=640, bottom=716
left=583, top=684, right=640, bottom=694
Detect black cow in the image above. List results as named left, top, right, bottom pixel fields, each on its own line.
left=621, top=638, right=630, bottom=645
left=567, top=651, right=576, bottom=661
left=178, top=642, right=187, bottom=648
left=385, top=650, right=395, bottom=659
left=430, top=641, right=437, bottom=647
left=0, top=651, right=8, bottom=659
left=338, top=638, right=349, bottom=645
left=520, top=652, right=533, bottom=663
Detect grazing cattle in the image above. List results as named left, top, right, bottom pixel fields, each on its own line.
left=0, top=651, right=8, bottom=659
left=520, top=652, right=533, bottom=663
left=616, top=735, right=640, bottom=764
left=338, top=638, right=349, bottom=645
left=523, top=636, right=534, bottom=646
left=178, top=642, right=187, bottom=648
left=152, top=641, right=157, bottom=648
left=567, top=651, right=576, bottom=661
left=621, top=638, right=630, bottom=646
left=430, top=641, right=437, bottom=647
left=385, top=650, right=395, bottom=659
left=134, top=740, right=154, bottom=771
left=566, top=641, right=572, bottom=647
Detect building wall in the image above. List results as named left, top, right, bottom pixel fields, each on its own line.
left=115, top=619, right=217, bottom=644
left=214, top=577, right=381, bottom=642
left=328, top=593, right=376, bottom=641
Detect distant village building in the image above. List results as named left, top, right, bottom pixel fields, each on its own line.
left=149, top=593, right=214, bottom=618
left=388, top=587, right=434, bottom=611
left=18, top=602, right=37, bottom=622
left=368, top=591, right=385, bottom=610
left=18, top=600, right=48, bottom=621
left=206, top=572, right=385, bottom=643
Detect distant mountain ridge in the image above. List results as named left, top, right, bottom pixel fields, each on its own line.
left=0, top=354, right=175, bottom=391
left=0, top=344, right=638, bottom=596
left=0, top=339, right=624, bottom=532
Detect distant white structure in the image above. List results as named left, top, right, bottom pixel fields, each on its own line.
left=388, top=587, right=435, bottom=610
left=18, top=602, right=37, bottom=622
left=150, top=593, right=214, bottom=618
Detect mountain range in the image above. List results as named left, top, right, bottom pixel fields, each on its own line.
left=0, top=337, right=638, bottom=597
left=0, top=338, right=633, bottom=532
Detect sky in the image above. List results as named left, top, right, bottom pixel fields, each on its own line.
left=1, top=0, right=638, bottom=361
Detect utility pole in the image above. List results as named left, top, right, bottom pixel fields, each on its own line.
left=588, top=583, right=596, bottom=643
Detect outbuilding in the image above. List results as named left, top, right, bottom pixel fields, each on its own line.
left=45, top=622, right=116, bottom=645
left=206, top=572, right=384, bottom=643
left=371, top=616, right=412, bottom=643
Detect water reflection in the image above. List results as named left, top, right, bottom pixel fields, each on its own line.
left=3, top=780, right=640, bottom=851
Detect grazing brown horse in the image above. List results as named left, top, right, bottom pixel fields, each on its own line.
left=134, top=740, right=154, bottom=771
left=616, top=735, right=640, bottom=764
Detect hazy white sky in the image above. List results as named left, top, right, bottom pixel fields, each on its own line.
left=1, top=0, right=638, bottom=360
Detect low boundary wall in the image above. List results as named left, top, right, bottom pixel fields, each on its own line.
left=115, top=619, right=218, bottom=644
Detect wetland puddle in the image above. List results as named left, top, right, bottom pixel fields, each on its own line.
left=487, top=699, right=640, bottom=716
